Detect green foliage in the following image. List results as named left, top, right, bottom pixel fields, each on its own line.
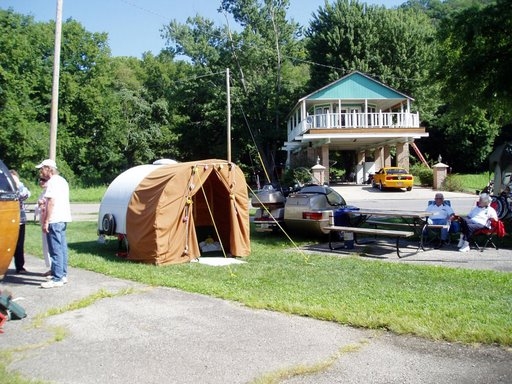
left=306, top=0, right=438, bottom=118
left=445, top=173, right=492, bottom=194
left=0, top=0, right=510, bottom=185
left=437, top=0, right=512, bottom=124
left=410, top=163, right=433, bottom=186
left=163, top=0, right=308, bottom=176
left=441, top=174, right=464, bottom=192
left=280, top=167, right=313, bottom=187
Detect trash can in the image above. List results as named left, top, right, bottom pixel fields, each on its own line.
left=333, top=206, right=360, bottom=249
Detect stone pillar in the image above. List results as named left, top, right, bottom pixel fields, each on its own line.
left=396, top=142, right=410, bottom=171
left=433, top=162, right=449, bottom=190
left=373, top=147, right=384, bottom=170
left=311, top=157, right=327, bottom=185
left=383, top=145, right=392, bottom=167
left=357, top=151, right=365, bottom=165
left=306, top=146, right=316, bottom=165
left=321, top=144, right=330, bottom=182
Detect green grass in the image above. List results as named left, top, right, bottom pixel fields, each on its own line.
left=449, top=173, right=492, bottom=193
left=69, top=185, right=107, bottom=203
left=25, top=184, right=106, bottom=204
left=23, top=221, right=512, bottom=346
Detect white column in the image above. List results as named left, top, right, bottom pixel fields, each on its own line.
left=364, top=99, right=368, bottom=128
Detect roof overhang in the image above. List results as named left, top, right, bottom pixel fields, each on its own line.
left=283, top=130, right=428, bottom=152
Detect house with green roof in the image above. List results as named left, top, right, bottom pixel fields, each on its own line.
left=283, top=71, right=428, bottom=184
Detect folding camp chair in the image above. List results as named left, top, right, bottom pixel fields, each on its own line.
left=423, top=200, right=453, bottom=246
left=471, top=218, right=506, bottom=252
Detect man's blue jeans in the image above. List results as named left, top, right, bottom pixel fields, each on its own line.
left=46, top=222, right=68, bottom=282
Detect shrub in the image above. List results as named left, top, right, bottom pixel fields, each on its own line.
left=442, top=174, right=464, bottom=192
left=281, top=167, right=314, bottom=187
left=410, top=163, right=433, bottom=186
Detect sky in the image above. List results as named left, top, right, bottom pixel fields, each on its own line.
left=0, top=0, right=405, bottom=58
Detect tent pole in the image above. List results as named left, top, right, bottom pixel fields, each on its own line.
left=226, top=68, right=231, bottom=163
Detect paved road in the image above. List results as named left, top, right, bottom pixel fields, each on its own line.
left=0, top=186, right=510, bottom=383
left=332, top=184, right=479, bottom=214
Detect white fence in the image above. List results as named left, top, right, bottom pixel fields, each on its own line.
left=288, top=111, right=420, bottom=141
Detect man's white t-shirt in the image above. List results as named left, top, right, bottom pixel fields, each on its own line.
left=45, top=174, right=72, bottom=223
left=468, top=205, right=497, bottom=227
left=426, top=203, right=454, bottom=221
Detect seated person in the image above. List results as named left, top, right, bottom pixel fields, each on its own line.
left=426, top=193, right=455, bottom=244
left=457, top=193, right=498, bottom=252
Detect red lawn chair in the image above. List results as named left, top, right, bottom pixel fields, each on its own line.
left=472, top=218, right=506, bottom=252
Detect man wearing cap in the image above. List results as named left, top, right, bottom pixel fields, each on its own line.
left=426, top=193, right=455, bottom=246
left=36, top=159, right=72, bottom=288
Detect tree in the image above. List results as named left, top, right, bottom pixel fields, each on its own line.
left=306, top=0, right=439, bottom=119
left=437, top=0, right=512, bottom=124
left=162, top=0, right=309, bottom=181
left=0, top=10, right=54, bottom=174
left=416, top=0, right=510, bottom=172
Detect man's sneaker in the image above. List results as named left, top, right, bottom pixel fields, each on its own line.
left=46, top=276, right=67, bottom=283
left=41, top=280, right=64, bottom=289
left=459, top=241, right=470, bottom=252
left=457, top=238, right=465, bottom=248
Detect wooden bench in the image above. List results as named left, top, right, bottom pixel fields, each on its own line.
left=365, top=219, right=450, bottom=248
left=365, top=219, right=412, bottom=228
left=324, top=225, right=415, bottom=258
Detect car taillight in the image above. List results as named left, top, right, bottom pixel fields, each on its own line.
left=406, top=176, right=413, bottom=180
left=386, top=176, right=394, bottom=180
left=303, top=212, right=323, bottom=220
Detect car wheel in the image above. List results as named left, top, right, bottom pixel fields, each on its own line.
left=406, top=187, right=412, bottom=191
left=379, top=182, right=384, bottom=191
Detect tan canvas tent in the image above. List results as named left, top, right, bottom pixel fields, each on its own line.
left=98, top=159, right=250, bottom=265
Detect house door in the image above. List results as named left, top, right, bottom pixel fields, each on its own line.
left=315, top=106, right=330, bottom=128
left=345, top=107, right=361, bottom=127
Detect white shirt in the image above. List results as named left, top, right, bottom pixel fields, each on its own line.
left=45, top=174, right=72, bottom=223
left=426, top=203, right=454, bottom=221
left=467, top=205, right=497, bottom=227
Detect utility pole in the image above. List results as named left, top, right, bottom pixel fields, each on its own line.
left=49, top=0, right=63, bottom=161
left=226, top=68, right=231, bottom=163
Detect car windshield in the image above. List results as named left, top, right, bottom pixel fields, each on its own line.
left=325, top=188, right=346, bottom=206
left=298, top=185, right=346, bottom=206
left=386, top=168, right=408, bottom=175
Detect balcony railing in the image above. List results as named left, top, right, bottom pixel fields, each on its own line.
left=288, top=111, right=420, bottom=142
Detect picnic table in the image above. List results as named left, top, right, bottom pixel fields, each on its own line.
left=325, top=208, right=433, bottom=257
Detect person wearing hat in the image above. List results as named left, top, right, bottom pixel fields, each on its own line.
left=425, top=193, right=455, bottom=246
left=36, top=159, right=72, bottom=288
left=9, top=169, right=31, bottom=274
left=457, top=193, right=498, bottom=253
